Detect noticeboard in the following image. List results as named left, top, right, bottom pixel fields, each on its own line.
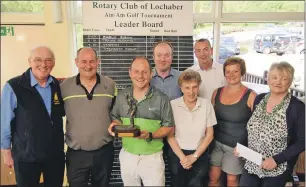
left=83, top=1, right=194, bottom=186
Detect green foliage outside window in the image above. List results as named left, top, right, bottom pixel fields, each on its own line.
left=223, top=1, right=304, bottom=12
left=1, top=1, right=44, bottom=13
left=193, top=1, right=304, bottom=13
left=193, top=1, right=211, bottom=13
left=76, top=24, right=84, bottom=50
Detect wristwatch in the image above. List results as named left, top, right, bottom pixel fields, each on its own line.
left=146, top=132, right=153, bottom=142
left=193, top=153, right=199, bottom=159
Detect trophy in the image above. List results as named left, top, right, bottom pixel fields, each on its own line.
left=112, top=94, right=141, bottom=137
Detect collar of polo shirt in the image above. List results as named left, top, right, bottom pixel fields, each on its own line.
left=152, top=67, right=175, bottom=77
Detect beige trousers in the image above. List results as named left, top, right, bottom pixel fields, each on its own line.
left=119, top=148, right=165, bottom=186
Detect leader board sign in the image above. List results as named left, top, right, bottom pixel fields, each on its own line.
left=82, top=1, right=194, bottom=90
left=83, top=2, right=193, bottom=186
left=83, top=1, right=193, bottom=36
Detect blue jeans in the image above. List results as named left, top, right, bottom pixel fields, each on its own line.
left=239, top=169, right=291, bottom=187
left=168, top=149, right=209, bottom=187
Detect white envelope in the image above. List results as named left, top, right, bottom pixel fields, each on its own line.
left=236, top=143, right=263, bottom=166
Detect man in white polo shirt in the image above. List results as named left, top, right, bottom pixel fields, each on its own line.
left=167, top=70, right=216, bottom=187
left=188, top=39, right=225, bottom=100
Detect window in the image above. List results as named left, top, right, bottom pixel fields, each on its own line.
left=220, top=37, right=236, bottom=44
left=73, top=1, right=82, bottom=23
left=1, top=1, right=44, bottom=13
left=263, top=36, right=271, bottom=41
left=75, top=24, right=83, bottom=50
left=193, top=1, right=211, bottom=13
left=223, top=1, right=304, bottom=13
left=220, top=22, right=305, bottom=90
left=278, top=36, right=291, bottom=43
left=193, top=23, right=214, bottom=41
left=255, top=35, right=261, bottom=41
left=193, top=23, right=214, bottom=64
left=70, top=1, right=305, bottom=93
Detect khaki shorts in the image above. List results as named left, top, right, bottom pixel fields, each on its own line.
left=210, top=140, right=244, bottom=175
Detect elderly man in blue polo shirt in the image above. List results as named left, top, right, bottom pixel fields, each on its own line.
left=1, top=46, right=65, bottom=187
left=151, top=41, right=182, bottom=101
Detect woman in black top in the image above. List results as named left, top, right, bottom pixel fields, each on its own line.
left=209, top=57, right=257, bottom=186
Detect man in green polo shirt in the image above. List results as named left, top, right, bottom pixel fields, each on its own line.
left=108, top=56, right=174, bottom=186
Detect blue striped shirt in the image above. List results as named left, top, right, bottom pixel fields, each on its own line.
left=151, top=68, right=182, bottom=101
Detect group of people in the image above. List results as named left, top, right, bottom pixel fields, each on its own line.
left=1, top=39, right=304, bottom=187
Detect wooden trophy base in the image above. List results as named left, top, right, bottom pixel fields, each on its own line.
left=112, top=125, right=141, bottom=137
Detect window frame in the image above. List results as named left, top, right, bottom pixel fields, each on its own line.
left=1, top=1, right=45, bottom=24
left=68, top=1, right=304, bottom=63
left=1, top=12, right=44, bottom=24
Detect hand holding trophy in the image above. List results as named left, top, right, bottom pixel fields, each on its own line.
left=110, top=93, right=141, bottom=137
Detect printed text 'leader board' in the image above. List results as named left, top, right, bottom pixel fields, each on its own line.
left=83, top=1, right=193, bottom=186
left=83, top=1, right=194, bottom=90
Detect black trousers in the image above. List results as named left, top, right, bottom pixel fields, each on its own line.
left=66, top=142, right=114, bottom=187
left=239, top=169, right=291, bottom=187
left=163, top=139, right=171, bottom=186
left=168, top=149, right=209, bottom=187
left=13, top=154, right=65, bottom=187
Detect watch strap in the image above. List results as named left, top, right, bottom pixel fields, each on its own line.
left=146, top=132, right=153, bottom=142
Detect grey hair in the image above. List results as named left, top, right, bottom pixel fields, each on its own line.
left=194, top=38, right=212, bottom=48
left=29, top=46, right=55, bottom=60
left=268, top=61, right=295, bottom=84
left=178, top=70, right=202, bottom=86
left=77, top=47, right=98, bottom=60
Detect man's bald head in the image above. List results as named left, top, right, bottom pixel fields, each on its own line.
left=130, top=56, right=152, bottom=72
left=28, top=46, right=55, bottom=82
left=29, top=46, right=55, bottom=60
left=77, top=47, right=98, bottom=60
left=75, top=47, right=99, bottom=79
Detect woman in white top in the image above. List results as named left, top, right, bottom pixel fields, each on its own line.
left=167, top=70, right=217, bottom=187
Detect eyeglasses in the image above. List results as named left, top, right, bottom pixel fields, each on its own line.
left=32, top=58, right=54, bottom=65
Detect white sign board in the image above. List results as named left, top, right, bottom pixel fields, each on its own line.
left=83, top=1, right=193, bottom=36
